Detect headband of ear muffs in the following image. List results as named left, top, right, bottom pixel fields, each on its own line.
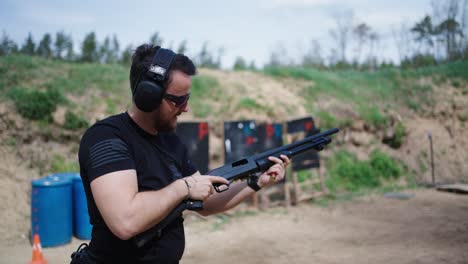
left=133, top=48, right=176, bottom=112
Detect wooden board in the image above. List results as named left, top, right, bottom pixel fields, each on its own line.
left=436, top=184, right=468, bottom=194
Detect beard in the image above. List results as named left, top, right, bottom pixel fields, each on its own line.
left=154, top=108, right=178, bottom=132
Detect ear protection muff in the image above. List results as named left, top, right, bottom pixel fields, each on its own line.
left=133, top=48, right=176, bottom=112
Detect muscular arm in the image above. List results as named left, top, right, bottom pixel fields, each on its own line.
left=91, top=169, right=188, bottom=240
left=198, top=175, right=255, bottom=216
left=199, top=155, right=290, bottom=216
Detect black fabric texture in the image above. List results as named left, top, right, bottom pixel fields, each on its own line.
left=78, top=112, right=197, bottom=263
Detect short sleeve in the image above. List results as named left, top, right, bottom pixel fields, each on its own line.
left=79, top=124, right=136, bottom=182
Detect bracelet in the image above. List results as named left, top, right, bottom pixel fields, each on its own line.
left=182, top=178, right=191, bottom=198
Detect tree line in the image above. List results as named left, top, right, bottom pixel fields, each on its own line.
left=260, top=0, right=468, bottom=70
left=0, top=30, right=224, bottom=68
left=1, top=0, right=467, bottom=70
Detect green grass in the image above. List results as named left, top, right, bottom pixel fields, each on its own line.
left=7, top=86, right=65, bottom=120
left=63, top=110, right=89, bottom=130
left=190, top=75, right=222, bottom=118
left=263, top=62, right=466, bottom=117
left=1, top=54, right=127, bottom=95
left=325, top=149, right=406, bottom=193
left=50, top=154, right=79, bottom=173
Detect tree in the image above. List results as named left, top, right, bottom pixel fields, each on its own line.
left=411, top=15, right=435, bottom=54
left=197, top=42, right=219, bottom=68
left=392, top=22, right=415, bottom=65
left=430, top=0, right=466, bottom=60
left=233, top=56, right=247, bottom=70
left=177, top=40, right=188, bottom=54
left=435, top=18, right=464, bottom=59
left=267, top=43, right=288, bottom=67
left=120, top=44, right=133, bottom=65
left=149, top=32, right=163, bottom=47
left=353, top=23, right=371, bottom=64
left=98, top=36, right=111, bottom=63
left=301, top=39, right=324, bottom=67
left=21, top=32, right=36, bottom=55
left=365, top=32, right=380, bottom=70
left=0, top=31, right=18, bottom=56
left=54, top=31, right=68, bottom=60
left=37, top=33, right=52, bottom=58
left=81, top=32, right=98, bottom=62
left=111, top=34, right=120, bottom=63
left=329, top=9, right=354, bottom=63
left=248, top=61, right=257, bottom=71
left=65, top=34, right=74, bottom=61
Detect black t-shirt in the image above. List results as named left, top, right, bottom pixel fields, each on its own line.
left=78, top=112, right=197, bottom=264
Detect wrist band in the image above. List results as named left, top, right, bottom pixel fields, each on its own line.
left=182, top=178, right=191, bottom=198
left=247, top=175, right=261, bottom=192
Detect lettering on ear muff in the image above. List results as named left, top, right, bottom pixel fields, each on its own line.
left=133, top=48, right=176, bottom=112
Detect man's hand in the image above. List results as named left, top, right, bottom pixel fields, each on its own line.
left=182, top=175, right=228, bottom=201
left=257, top=155, right=290, bottom=188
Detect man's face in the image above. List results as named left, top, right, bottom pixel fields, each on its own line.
left=154, top=70, right=191, bottom=132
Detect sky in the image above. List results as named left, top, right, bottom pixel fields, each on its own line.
left=1, top=0, right=433, bottom=68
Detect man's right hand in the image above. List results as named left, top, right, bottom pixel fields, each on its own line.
left=182, top=175, right=228, bottom=201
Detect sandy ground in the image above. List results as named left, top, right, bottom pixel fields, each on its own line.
left=1, top=188, right=467, bottom=264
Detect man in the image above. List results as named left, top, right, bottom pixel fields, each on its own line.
left=74, top=44, right=289, bottom=263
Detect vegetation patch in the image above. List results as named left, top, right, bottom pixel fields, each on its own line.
left=325, top=149, right=405, bottom=193
left=190, top=75, right=221, bottom=118
left=50, top=154, right=79, bottom=173
left=7, top=86, right=65, bottom=121
left=63, top=110, right=89, bottom=130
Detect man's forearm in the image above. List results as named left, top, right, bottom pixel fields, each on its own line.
left=200, top=181, right=255, bottom=216
left=130, top=180, right=189, bottom=235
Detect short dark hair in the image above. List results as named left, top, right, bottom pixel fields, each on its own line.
left=129, top=44, right=196, bottom=94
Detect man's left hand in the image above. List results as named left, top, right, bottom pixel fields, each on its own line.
left=257, top=155, right=290, bottom=188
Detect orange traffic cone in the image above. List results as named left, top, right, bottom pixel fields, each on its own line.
left=28, top=234, right=47, bottom=264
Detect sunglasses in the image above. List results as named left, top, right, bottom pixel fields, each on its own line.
left=163, top=93, right=191, bottom=108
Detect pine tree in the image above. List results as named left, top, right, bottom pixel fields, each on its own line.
left=37, top=33, right=52, bottom=58
left=110, top=34, right=120, bottom=63
left=120, top=45, right=133, bottom=65
left=233, top=56, right=247, bottom=71
left=21, top=32, right=36, bottom=55
left=81, top=32, right=98, bottom=62
left=54, top=31, right=68, bottom=60
left=65, top=34, right=74, bottom=61
left=0, top=31, right=18, bottom=56
left=98, top=36, right=111, bottom=63
left=177, top=40, right=188, bottom=54
left=149, top=32, right=163, bottom=47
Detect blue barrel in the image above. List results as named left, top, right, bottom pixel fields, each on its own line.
left=72, top=174, right=92, bottom=239
left=31, top=175, right=73, bottom=247
left=49, top=173, right=92, bottom=240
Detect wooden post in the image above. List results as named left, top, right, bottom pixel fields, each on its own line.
left=292, top=171, right=299, bottom=205
left=428, top=132, right=435, bottom=187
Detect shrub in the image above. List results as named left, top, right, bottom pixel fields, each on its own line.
left=63, top=110, right=89, bottom=130
left=369, top=149, right=402, bottom=179
left=50, top=154, right=79, bottom=173
left=326, top=150, right=404, bottom=193
left=384, top=121, right=406, bottom=149
left=7, top=87, right=63, bottom=120
left=359, top=105, right=387, bottom=128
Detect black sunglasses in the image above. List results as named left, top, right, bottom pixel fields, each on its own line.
left=163, top=93, right=191, bottom=108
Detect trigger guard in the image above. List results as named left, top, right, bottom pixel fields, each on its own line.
left=214, top=181, right=231, bottom=193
